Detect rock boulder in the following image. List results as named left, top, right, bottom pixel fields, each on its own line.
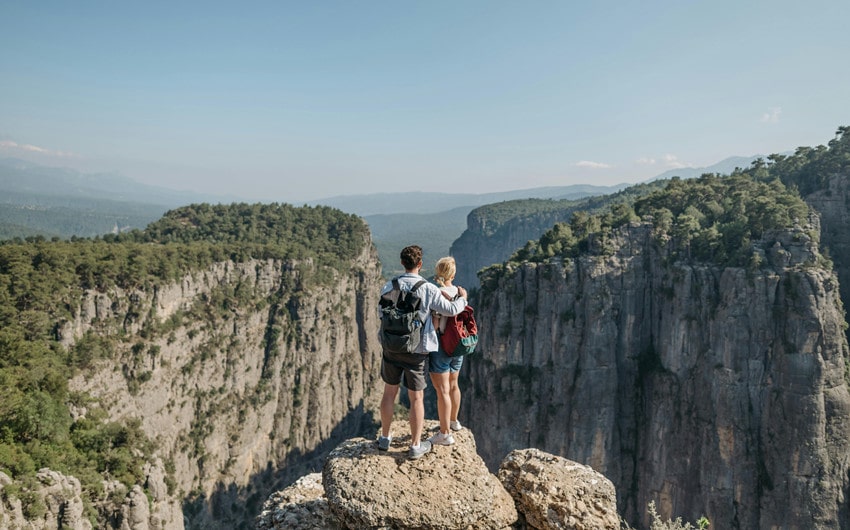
left=499, top=449, right=619, bottom=530
left=322, top=420, right=518, bottom=529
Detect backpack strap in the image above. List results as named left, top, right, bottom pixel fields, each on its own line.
left=391, top=278, right=426, bottom=292
left=388, top=278, right=427, bottom=308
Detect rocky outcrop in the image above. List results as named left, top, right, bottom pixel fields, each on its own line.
left=322, top=420, right=517, bottom=529
left=499, top=449, right=619, bottom=530
left=0, top=469, right=92, bottom=530
left=462, top=220, right=850, bottom=528
left=52, top=240, right=384, bottom=528
left=0, top=466, right=176, bottom=530
left=258, top=423, right=620, bottom=529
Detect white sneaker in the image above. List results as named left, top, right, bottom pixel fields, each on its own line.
left=428, top=431, right=455, bottom=446
left=450, top=420, right=463, bottom=432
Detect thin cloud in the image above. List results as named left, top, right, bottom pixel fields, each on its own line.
left=575, top=160, right=612, bottom=169
left=662, top=154, right=686, bottom=169
left=636, top=154, right=687, bottom=168
left=0, top=140, right=78, bottom=158
left=761, top=107, right=782, bottom=123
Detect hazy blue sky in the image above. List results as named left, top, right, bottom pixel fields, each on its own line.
left=1, top=1, right=848, bottom=202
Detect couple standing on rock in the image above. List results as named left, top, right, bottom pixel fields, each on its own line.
left=377, top=245, right=469, bottom=459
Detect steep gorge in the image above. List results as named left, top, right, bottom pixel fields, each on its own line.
left=5, top=136, right=850, bottom=529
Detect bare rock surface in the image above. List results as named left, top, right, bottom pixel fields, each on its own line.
left=322, top=419, right=518, bottom=529
left=63, top=245, right=383, bottom=528
left=120, top=485, right=151, bottom=530
left=467, top=219, right=850, bottom=528
left=256, top=473, right=341, bottom=530
left=499, top=449, right=619, bottom=530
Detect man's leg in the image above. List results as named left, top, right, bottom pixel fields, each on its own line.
left=430, top=371, right=452, bottom=434
left=380, top=383, right=399, bottom=438
left=408, top=387, right=425, bottom=445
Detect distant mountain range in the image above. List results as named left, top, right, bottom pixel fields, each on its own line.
left=308, top=184, right=631, bottom=216
left=0, top=154, right=762, bottom=242
left=0, top=158, right=246, bottom=238
left=309, top=156, right=763, bottom=216
left=0, top=158, right=233, bottom=207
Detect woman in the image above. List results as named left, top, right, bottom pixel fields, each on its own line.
left=428, top=256, right=465, bottom=446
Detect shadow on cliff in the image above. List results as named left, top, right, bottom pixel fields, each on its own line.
left=181, top=402, right=378, bottom=530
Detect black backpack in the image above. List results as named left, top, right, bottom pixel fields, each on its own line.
left=379, top=278, right=427, bottom=354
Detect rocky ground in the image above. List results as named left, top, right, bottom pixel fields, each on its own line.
left=256, top=419, right=619, bottom=530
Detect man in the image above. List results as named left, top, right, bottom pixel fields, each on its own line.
left=377, top=245, right=468, bottom=459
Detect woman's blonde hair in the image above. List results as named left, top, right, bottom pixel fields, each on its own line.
left=434, top=256, right=456, bottom=287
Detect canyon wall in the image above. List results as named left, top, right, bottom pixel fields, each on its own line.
left=461, top=219, right=850, bottom=528
left=451, top=207, right=576, bottom=290
left=805, top=174, right=850, bottom=342
left=57, top=243, right=384, bottom=528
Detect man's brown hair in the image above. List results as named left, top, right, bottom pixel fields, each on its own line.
left=400, top=245, right=423, bottom=271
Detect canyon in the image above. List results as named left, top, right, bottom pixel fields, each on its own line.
left=3, top=152, right=850, bottom=528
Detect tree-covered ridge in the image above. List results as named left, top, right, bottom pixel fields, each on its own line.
left=505, top=174, right=808, bottom=266
left=481, top=138, right=843, bottom=292
left=130, top=202, right=368, bottom=259
left=762, top=125, right=850, bottom=195
left=470, top=199, right=584, bottom=236
left=468, top=182, right=665, bottom=237
left=635, top=174, right=810, bottom=262
left=0, top=203, right=369, bottom=292
left=0, top=202, right=369, bottom=522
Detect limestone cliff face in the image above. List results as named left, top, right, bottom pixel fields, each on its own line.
left=60, top=242, right=384, bottom=529
left=462, top=220, right=850, bottom=528
left=805, top=174, right=850, bottom=338
left=451, top=208, right=575, bottom=290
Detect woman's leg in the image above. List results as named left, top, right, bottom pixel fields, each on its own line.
left=429, top=371, right=452, bottom=434
left=449, top=371, right=461, bottom=423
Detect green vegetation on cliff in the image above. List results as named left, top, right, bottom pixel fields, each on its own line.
left=764, top=125, right=850, bottom=195
left=0, top=203, right=368, bottom=520
left=481, top=128, right=850, bottom=293
left=470, top=198, right=585, bottom=237
left=468, top=182, right=664, bottom=237
left=494, top=172, right=809, bottom=273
